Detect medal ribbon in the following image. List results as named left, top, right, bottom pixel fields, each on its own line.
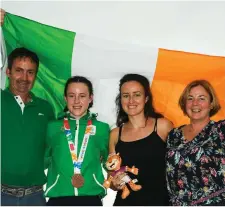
left=64, top=117, right=93, bottom=174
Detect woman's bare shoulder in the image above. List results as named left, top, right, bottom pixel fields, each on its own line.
left=110, top=127, right=120, bottom=138
left=157, top=117, right=174, bottom=141
left=109, top=127, right=120, bottom=153
left=158, top=117, right=173, bottom=129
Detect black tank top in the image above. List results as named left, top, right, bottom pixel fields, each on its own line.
left=114, top=119, right=169, bottom=206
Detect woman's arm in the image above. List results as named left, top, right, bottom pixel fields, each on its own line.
left=109, top=127, right=119, bottom=154
left=108, top=127, right=126, bottom=191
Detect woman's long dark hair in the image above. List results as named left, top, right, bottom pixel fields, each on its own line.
left=63, top=76, right=93, bottom=112
left=116, top=74, right=163, bottom=127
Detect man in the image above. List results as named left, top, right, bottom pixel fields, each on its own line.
left=1, top=10, right=55, bottom=205
left=0, top=8, right=5, bottom=25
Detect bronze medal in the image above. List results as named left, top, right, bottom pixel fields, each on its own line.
left=72, top=174, right=84, bottom=188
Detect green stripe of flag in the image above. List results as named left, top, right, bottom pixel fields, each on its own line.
left=2, top=12, right=76, bottom=116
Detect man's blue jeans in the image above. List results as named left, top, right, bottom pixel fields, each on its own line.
left=1, top=190, right=46, bottom=206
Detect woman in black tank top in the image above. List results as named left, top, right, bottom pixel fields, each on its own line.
left=108, top=74, right=173, bottom=206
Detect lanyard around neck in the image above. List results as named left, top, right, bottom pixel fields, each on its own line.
left=64, top=117, right=93, bottom=173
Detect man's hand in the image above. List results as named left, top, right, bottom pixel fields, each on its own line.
left=0, top=9, right=6, bottom=26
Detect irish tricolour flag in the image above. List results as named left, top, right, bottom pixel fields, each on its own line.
left=1, top=12, right=225, bottom=127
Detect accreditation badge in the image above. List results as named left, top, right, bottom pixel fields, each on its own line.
left=90, top=125, right=96, bottom=135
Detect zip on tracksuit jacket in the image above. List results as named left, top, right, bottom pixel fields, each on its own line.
left=45, top=112, right=110, bottom=198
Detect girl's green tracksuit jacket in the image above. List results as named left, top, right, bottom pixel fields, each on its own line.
left=44, top=112, right=110, bottom=198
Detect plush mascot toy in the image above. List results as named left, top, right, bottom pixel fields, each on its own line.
left=103, top=153, right=142, bottom=199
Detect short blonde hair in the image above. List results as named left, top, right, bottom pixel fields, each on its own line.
left=178, top=80, right=221, bottom=117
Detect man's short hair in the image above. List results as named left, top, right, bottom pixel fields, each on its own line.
left=8, top=47, right=39, bottom=72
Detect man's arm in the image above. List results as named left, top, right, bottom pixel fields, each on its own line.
left=0, top=9, right=5, bottom=26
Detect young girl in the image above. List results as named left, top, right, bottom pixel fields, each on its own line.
left=45, top=76, right=110, bottom=206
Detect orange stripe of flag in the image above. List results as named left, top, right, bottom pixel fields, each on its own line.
left=151, top=48, right=225, bottom=127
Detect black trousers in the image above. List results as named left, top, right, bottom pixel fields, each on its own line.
left=47, top=195, right=102, bottom=206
